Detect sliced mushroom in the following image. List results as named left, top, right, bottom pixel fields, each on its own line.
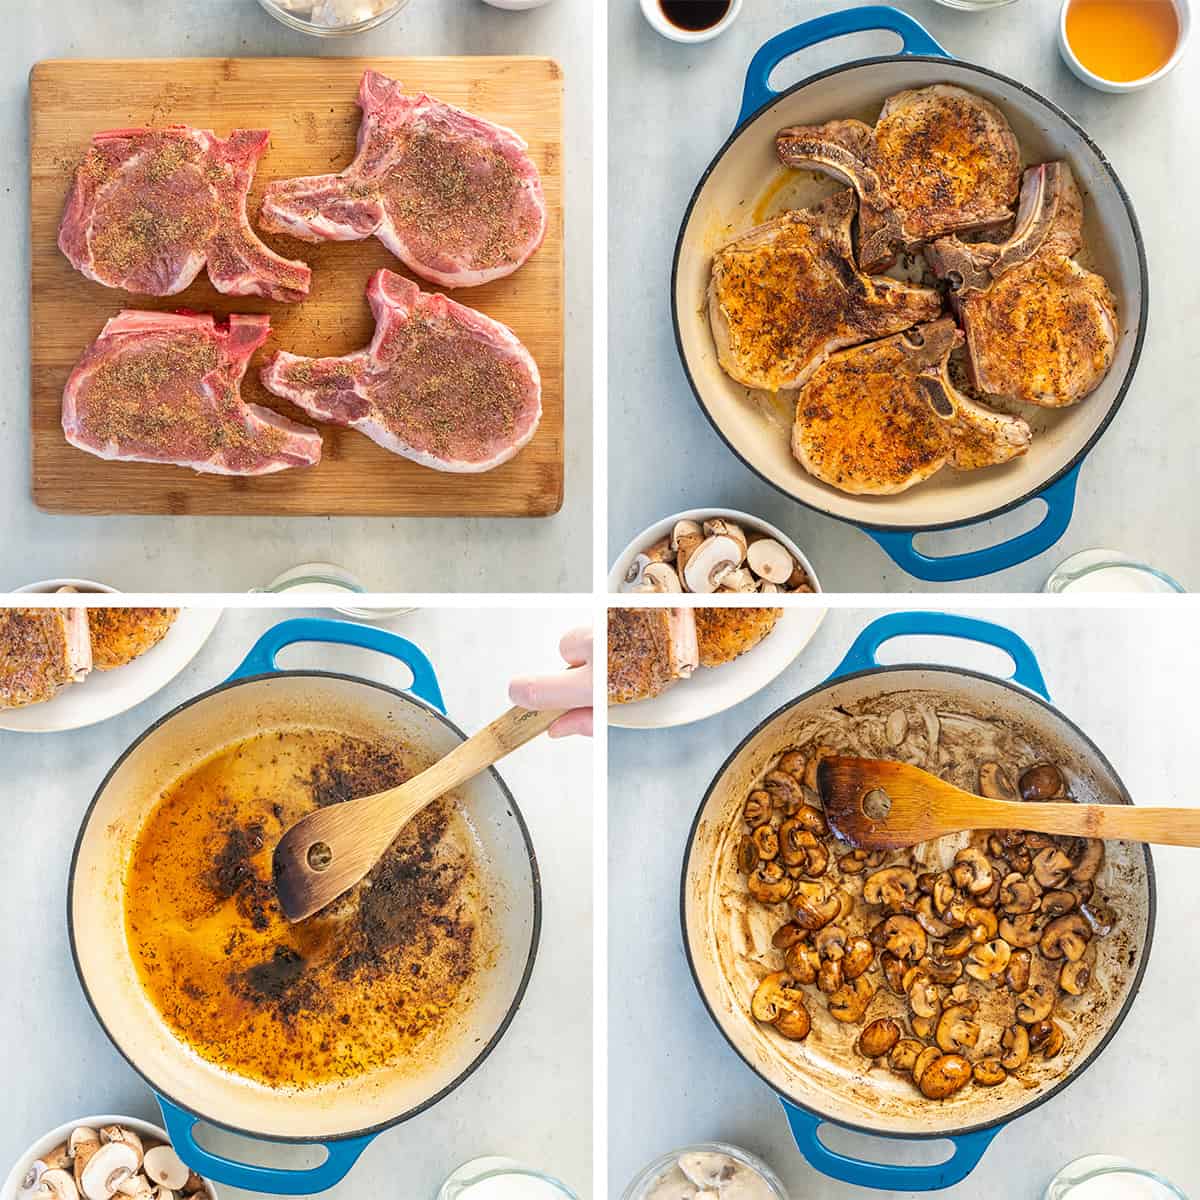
left=1071, top=839, right=1104, bottom=883
left=966, top=938, right=1011, bottom=981
left=979, top=762, right=1018, bottom=801
left=875, top=914, right=926, bottom=961
left=952, top=848, right=994, bottom=896
left=143, top=1148, right=190, bottom=1192
left=682, top=535, right=743, bottom=593
left=908, top=974, right=941, bottom=1022
left=863, top=866, right=918, bottom=911
left=750, top=824, right=779, bottom=861
left=1000, top=1024, right=1030, bottom=1070
left=1019, top=763, right=1066, bottom=801
left=828, top=976, right=874, bottom=1023
left=743, top=790, right=772, bottom=826
left=785, top=940, right=821, bottom=984
left=1028, top=1018, right=1065, bottom=1059
left=763, top=769, right=805, bottom=814
left=777, top=750, right=806, bottom=780
left=751, top=971, right=805, bottom=1023
left=1040, top=889, right=1077, bottom=919
left=919, top=1053, right=972, bottom=1099
left=842, top=936, right=874, bottom=980
left=781, top=827, right=829, bottom=877
left=1060, top=959, right=1092, bottom=995
left=790, top=883, right=841, bottom=931
left=1000, top=873, right=1039, bottom=915
left=858, top=1017, right=902, bottom=1059
left=880, top=951, right=907, bottom=995
left=772, top=921, right=806, bottom=950
left=670, top=519, right=703, bottom=552
left=912, top=1046, right=943, bottom=1088
left=79, top=1143, right=139, bottom=1200
left=746, top=538, right=793, bottom=585
left=703, top=518, right=747, bottom=558
left=973, top=1059, right=1007, bottom=1087
left=965, top=905, right=998, bottom=944
left=817, top=958, right=843, bottom=995
left=936, top=1003, right=980, bottom=1054
left=629, top=560, right=683, bottom=593
left=999, top=913, right=1041, bottom=949
left=1032, top=847, right=1074, bottom=889
left=925, top=955, right=964, bottom=986
left=915, top=895, right=954, bottom=939
left=1040, top=914, right=1092, bottom=962
left=788, top=804, right=828, bottom=836
left=736, top=836, right=759, bottom=874
left=1016, top=981, right=1056, bottom=1024
left=748, top=861, right=793, bottom=904
left=36, top=1171, right=80, bottom=1200
left=1006, top=948, right=1033, bottom=993
left=718, top=567, right=758, bottom=594
left=889, top=1038, right=924, bottom=1074
left=117, top=1179, right=153, bottom=1199
left=68, top=1131, right=100, bottom=1162
left=1080, top=898, right=1117, bottom=938
left=941, top=929, right=974, bottom=959
left=774, top=1004, right=813, bottom=1040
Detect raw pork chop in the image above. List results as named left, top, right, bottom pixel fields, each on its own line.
left=63, top=311, right=323, bottom=475
left=792, top=319, right=1031, bottom=495
left=0, top=609, right=92, bottom=710
left=58, top=126, right=311, bottom=302
left=260, top=269, right=541, bottom=473
left=926, top=162, right=1118, bottom=407
left=607, top=608, right=698, bottom=705
left=260, top=70, right=546, bottom=289
left=777, top=85, right=1021, bottom=273
left=708, top=191, right=942, bottom=392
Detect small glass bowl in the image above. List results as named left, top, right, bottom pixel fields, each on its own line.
left=622, top=1142, right=789, bottom=1200
left=1044, top=549, right=1185, bottom=594
left=1044, top=1155, right=1188, bottom=1198
left=438, top=1156, right=579, bottom=1199
left=257, top=0, right=412, bottom=37
left=930, top=0, right=1018, bottom=8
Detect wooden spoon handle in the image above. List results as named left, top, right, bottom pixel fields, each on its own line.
left=977, top=798, right=1200, bottom=847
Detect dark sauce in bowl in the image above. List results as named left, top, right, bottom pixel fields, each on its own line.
left=660, top=0, right=733, bottom=32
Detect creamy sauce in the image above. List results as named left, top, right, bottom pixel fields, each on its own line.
left=1065, top=0, right=1179, bottom=82
left=641, top=1152, right=777, bottom=1200
left=124, top=728, right=490, bottom=1088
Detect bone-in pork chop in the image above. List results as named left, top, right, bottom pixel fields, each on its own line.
left=792, top=319, right=1031, bottom=495
left=260, top=71, right=547, bottom=289
left=59, top=126, right=311, bottom=302
left=608, top=608, right=699, bottom=705
left=777, top=85, right=1021, bottom=273
left=0, top=609, right=92, bottom=710
left=926, top=162, right=1118, bottom=408
left=260, top=269, right=541, bottom=473
left=708, top=191, right=942, bottom=393
left=63, top=311, right=323, bottom=475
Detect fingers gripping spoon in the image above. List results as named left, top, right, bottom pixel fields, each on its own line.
left=817, top=757, right=1200, bottom=852
left=274, top=705, right=566, bottom=922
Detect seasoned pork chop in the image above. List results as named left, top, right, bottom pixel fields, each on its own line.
left=260, top=269, right=541, bottom=473
left=708, top=191, right=942, bottom=392
left=608, top=608, right=698, bottom=705
left=694, top=608, right=782, bottom=668
left=88, top=608, right=179, bottom=670
left=777, top=85, right=1021, bottom=272
left=0, top=609, right=92, bottom=709
left=926, top=162, right=1118, bottom=408
left=260, top=70, right=546, bottom=289
left=59, top=126, right=311, bottom=301
left=792, top=319, right=1031, bottom=495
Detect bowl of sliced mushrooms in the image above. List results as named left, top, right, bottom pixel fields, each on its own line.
left=4, top=1117, right=215, bottom=1200
left=609, top=508, right=820, bottom=596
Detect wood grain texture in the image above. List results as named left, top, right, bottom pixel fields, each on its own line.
left=30, top=57, right=564, bottom=516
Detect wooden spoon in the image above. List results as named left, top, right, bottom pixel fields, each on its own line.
left=274, top=705, right=566, bottom=922
left=816, top=756, right=1200, bottom=851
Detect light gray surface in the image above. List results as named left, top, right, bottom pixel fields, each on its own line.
left=607, top=1, right=1199, bottom=593
left=0, top=606, right=592, bottom=1199
left=609, top=607, right=1200, bottom=1197
left=2, top=0, right=592, bottom=593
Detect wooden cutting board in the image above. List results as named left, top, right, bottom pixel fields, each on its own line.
left=29, top=57, right=564, bottom=516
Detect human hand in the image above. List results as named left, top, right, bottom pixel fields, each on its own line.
left=508, top=626, right=593, bottom=738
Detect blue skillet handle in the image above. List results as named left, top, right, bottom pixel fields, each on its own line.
left=739, top=5, right=949, bottom=125
left=867, top=465, right=1081, bottom=584
left=227, top=616, right=446, bottom=712
left=830, top=610, right=1049, bottom=699
left=157, top=1096, right=371, bottom=1196
left=782, top=1100, right=1000, bottom=1192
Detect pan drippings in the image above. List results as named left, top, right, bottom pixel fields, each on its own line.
left=124, top=728, right=490, bottom=1088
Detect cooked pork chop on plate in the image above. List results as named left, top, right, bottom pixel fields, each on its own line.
left=694, top=608, right=782, bottom=668
left=88, top=608, right=180, bottom=670
left=0, top=609, right=92, bottom=709
left=260, top=70, right=547, bottom=289
left=776, top=85, right=1021, bottom=273
left=63, top=311, right=323, bottom=476
left=792, top=318, right=1031, bottom=495
left=260, top=269, right=541, bottom=473
left=708, top=191, right=942, bottom=393
left=59, top=126, right=311, bottom=301
left=926, top=161, right=1118, bottom=408
left=608, top=607, right=699, bottom=705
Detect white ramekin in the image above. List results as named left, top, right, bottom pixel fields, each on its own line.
left=639, top=0, right=743, bottom=44
left=608, top=507, right=821, bottom=595
left=2, top=1115, right=217, bottom=1200
left=1058, top=0, right=1191, bottom=92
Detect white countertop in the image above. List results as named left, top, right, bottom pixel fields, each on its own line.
left=0, top=605, right=593, bottom=1199
left=607, top=1, right=1200, bottom=593
left=1, top=0, right=592, bottom=593
left=609, top=607, right=1200, bottom=1197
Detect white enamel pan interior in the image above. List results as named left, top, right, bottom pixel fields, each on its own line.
left=683, top=666, right=1155, bottom=1144
left=673, top=56, right=1147, bottom=533
left=69, top=671, right=539, bottom=1144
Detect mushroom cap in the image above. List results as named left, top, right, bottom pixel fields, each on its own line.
left=670, top=519, right=703, bottom=551
left=682, top=535, right=744, bottom=593
left=36, top=1169, right=80, bottom=1200
left=79, top=1142, right=140, bottom=1200
left=142, top=1147, right=190, bottom=1191
left=746, top=538, right=794, bottom=585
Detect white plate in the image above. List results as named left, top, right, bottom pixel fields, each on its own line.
left=0, top=609, right=223, bottom=734
left=608, top=605, right=826, bottom=730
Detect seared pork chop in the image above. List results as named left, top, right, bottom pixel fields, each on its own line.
left=59, top=126, right=311, bottom=301
left=694, top=608, right=782, bottom=668
left=260, top=269, right=541, bottom=473
left=88, top=608, right=179, bottom=670
left=792, top=319, right=1031, bottom=495
left=708, top=191, right=942, bottom=392
left=260, top=70, right=546, bottom=289
left=608, top=608, right=698, bottom=705
left=63, top=311, right=323, bottom=476
left=926, top=162, right=1118, bottom=408
left=0, top=609, right=92, bottom=709
left=777, top=85, right=1021, bottom=273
